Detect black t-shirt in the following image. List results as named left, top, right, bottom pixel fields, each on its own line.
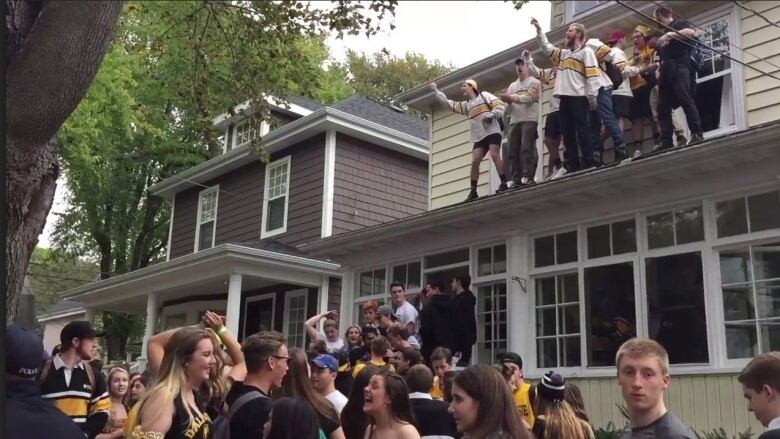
left=620, top=412, right=695, bottom=438
left=318, top=411, right=340, bottom=436
left=167, top=391, right=213, bottom=439
left=759, top=429, right=780, bottom=439
left=225, top=382, right=273, bottom=439
left=659, top=19, right=694, bottom=61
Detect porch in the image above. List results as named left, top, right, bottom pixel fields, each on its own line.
left=61, top=243, right=342, bottom=358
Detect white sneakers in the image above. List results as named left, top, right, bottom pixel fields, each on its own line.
left=550, top=167, right=568, bottom=180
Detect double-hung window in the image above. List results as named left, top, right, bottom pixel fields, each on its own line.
left=229, top=119, right=271, bottom=152
left=262, top=156, right=291, bottom=238
left=195, top=186, right=219, bottom=251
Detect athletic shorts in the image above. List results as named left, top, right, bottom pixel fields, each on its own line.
left=629, top=85, right=653, bottom=119
left=543, top=111, right=561, bottom=139
left=612, top=95, right=632, bottom=119
left=473, top=133, right=503, bottom=150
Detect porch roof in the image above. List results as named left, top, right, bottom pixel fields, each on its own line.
left=299, top=122, right=780, bottom=259
left=61, top=243, right=341, bottom=313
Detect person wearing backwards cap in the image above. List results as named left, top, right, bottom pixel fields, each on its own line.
left=532, top=371, right=594, bottom=439
left=376, top=304, right=398, bottom=338
left=499, top=352, right=537, bottom=429
left=430, top=78, right=508, bottom=202
left=39, top=320, right=111, bottom=439
left=6, top=324, right=86, bottom=439
left=310, top=354, right=349, bottom=415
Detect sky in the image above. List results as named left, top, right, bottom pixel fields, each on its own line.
left=37, top=1, right=552, bottom=248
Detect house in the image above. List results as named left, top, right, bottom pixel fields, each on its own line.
left=50, top=0, right=780, bottom=434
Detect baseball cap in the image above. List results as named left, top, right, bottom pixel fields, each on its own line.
left=634, top=25, right=652, bottom=38
left=498, top=351, right=523, bottom=369
left=464, top=79, right=479, bottom=91
left=514, top=58, right=526, bottom=65
left=311, top=354, right=339, bottom=372
left=377, top=305, right=398, bottom=321
left=607, top=29, right=625, bottom=44
left=7, top=325, right=45, bottom=378
left=538, top=370, right=566, bottom=402
left=60, top=320, right=104, bottom=346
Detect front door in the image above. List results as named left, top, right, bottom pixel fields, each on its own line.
left=243, top=293, right=275, bottom=338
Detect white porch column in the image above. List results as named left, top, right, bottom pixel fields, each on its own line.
left=318, top=275, right=330, bottom=316
left=508, top=235, right=533, bottom=361
left=225, top=274, right=243, bottom=336
left=339, top=269, right=355, bottom=332
left=141, top=292, right=159, bottom=359
left=84, top=307, right=96, bottom=324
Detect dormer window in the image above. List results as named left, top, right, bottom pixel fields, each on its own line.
left=228, top=119, right=271, bottom=152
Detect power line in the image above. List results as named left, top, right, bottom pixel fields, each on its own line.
left=646, top=0, right=780, bottom=75
left=612, top=0, right=780, bottom=83
left=733, top=0, right=780, bottom=30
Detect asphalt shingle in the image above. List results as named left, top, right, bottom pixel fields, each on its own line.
left=330, top=95, right=429, bottom=141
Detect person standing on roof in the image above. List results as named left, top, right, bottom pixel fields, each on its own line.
left=500, top=57, right=542, bottom=187
left=431, top=79, right=508, bottom=202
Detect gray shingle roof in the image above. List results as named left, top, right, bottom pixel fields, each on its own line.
left=329, top=95, right=429, bottom=141
left=38, top=300, right=85, bottom=317
left=235, top=238, right=335, bottom=263
left=287, top=94, right=324, bottom=112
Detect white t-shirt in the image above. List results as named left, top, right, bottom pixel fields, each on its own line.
left=317, top=333, right=345, bottom=353
left=325, top=390, right=349, bottom=415
left=395, top=301, right=418, bottom=327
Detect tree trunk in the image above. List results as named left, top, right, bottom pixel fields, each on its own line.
left=5, top=0, right=124, bottom=322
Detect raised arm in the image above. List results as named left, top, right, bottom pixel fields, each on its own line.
left=305, top=312, right=326, bottom=342
left=431, top=82, right=468, bottom=115
left=532, top=18, right=559, bottom=62
left=148, top=325, right=196, bottom=375
left=202, top=311, right=246, bottom=382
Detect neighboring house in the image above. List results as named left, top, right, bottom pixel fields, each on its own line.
left=37, top=300, right=87, bottom=354
left=52, top=1, right=780, bottom=435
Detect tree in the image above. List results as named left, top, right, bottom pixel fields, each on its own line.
left=5, top=0, right=397, bottom=325
left=27, top=248, right=99, bottom=315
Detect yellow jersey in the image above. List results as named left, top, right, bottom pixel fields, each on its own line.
left=628, top=46, right=656, bottom=90
left=513, top=382, right=535, bottom=429
left=430, top=376, right=445, bottom=400
left=352, top=359, right=394, bottom=378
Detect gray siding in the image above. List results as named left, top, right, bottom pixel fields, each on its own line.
left=332, top=133, right=428, bottom=235
left=168, top=134, right=325, bottom=259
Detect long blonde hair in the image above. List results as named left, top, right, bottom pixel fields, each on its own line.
left=535, top=396, right=593, bottom=439
left=127, top=327, right=214, bottom=432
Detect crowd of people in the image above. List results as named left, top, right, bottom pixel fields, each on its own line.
left=432, top=5, right=706, bottom=202
left=7, top=272, right=780, bottom=439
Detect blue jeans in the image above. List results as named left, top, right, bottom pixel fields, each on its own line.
left=590, top=86, right=625, bottom=156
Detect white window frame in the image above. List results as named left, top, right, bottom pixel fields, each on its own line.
left=473, top=280, right=509, bottom=364
left=231, top=118, right=271, bottom=151
left=583, top=216, right=639, bottom=261
left=644, top=203, right=706, bottom=251
left=261, top=155, right=291, bottom=238
left=475, top=242, right=508, bottom=280
left=390, top=260, right=423, bottom=301
left=533, top=270, right=582, bottom=370
left=242, top=293, right=276, bottom=337
left=194, top=185, right=219, bottom=252
left=283, top=289, right=309, bottom=349
left=564, top=0, right=610, bottom=23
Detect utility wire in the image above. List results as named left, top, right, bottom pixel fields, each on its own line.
left=646, top=0, right=780, bottom=74
left=612, top=0, right=780, bottom=83
left=733, top=0, right=780, bottom=30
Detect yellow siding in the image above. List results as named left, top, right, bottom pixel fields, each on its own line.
left=740, top=1, right=780, bottom=127
left=551, top=0, right=565, bottom=28
left=566, top=374, right=763, bottom=435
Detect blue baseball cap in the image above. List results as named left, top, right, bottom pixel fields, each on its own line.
left=311, top=354, right=339, bottom=372
left=7, top=325, right=45, bottom=378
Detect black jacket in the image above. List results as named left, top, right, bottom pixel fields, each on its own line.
left=419, top=293, right=460, bottom=361
left=6, top=379, right=85, bottom=439
left=454, top=290, right=477, bottom=350
left=410, top=396, right=457, bottom=438
left=759, top=430, right=780, bottom=439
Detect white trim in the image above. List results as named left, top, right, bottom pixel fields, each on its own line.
left=194, top=185, right=219, bottom=252
left=231, top=119, right=271, bottom=151
left=212, top=96, right=314, bottom=127
left=318, top=276, right=330, bottom=315
left=283, top=289, right=309, bottom=348
left=166, top=197, right=175, bottom=261
left=261, top=155, right=291, bottom=239
left=37, top=309, right=86, bottom=322
left=563, top=0, right=610, bottom=24
left=321, top=130, right=336, bottom=238
left=243, top=293, right=276, bottom=337
left=141, top=293, right=159, bottom=360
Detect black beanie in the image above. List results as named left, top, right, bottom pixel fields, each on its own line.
left=538, top=370, right=565, bottom=402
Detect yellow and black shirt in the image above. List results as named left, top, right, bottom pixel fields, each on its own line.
left=40, top=355, right=111, bottom=438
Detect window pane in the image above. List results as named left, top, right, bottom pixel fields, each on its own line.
left=720, top=250, right=752, bottom=284
left=392, top=264, right=407, bottom=286
left=266, top=197, right=286, bottom=231
left=199, top=222, right=214, bottom=250
left=560, top=273, right=579, bottom=303
left=535, top=236, right=555, bottom=267
left=726, top=322, right=757, bottom=359
left=536, top=277, right=556, bottom=306
left=560, top=336, right=581, bottom=367
left=585, top=262, right=636, bottom=367
left=748, top=191, right=780, bottom=232
left=587, top=225, right=611, bottom=259
left=612, top=220, right=637, bottom=254
left=722, top=286, right=756, bottom=321
left=716, top=198, right=748, bottom=238
left=756, top=282, right=780, bottom=319
left=559, top=305, right=580, bottom=335
left=360, top=272, right=374, bottom=297
left=478, top=247, right=493, bottom=276
left=753, top=243, right=780, bottom=281
left=645, top=252, right=709, bottom=364
left=759, top=320, right=780, bottom=352
left=537, top=338, right=558, bottom=368
left=493, top=244, right=507, bottom=274
left=373, top=269, right=386, bottom=295
left=537, top=308, right=557, bottom=336
left=425, top=248, right=469, bottom=268
left=557, top=231, right=578, bottom=264
left=675, top=207, right=704, bottom=245
left=407, top=263, right=421, bottom=291
left=647, top=212, right=674, bottom=249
